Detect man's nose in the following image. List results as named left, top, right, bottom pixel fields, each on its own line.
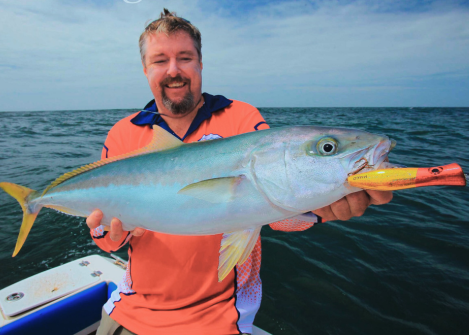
left=167, top=59, right=180, bottom=77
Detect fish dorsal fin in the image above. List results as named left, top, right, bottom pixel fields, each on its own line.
left=218, top=227, right=262, bottom=282
left=147, top=125, right=184, bottom=151
left=42, top=125, right=183, bottom=196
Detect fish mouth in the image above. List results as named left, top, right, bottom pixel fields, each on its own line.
left=346, top=138, right=394, bottom=176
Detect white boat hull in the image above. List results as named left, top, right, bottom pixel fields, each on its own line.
left=0, top=255, right=270, bottom=335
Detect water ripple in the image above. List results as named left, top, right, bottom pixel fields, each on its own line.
left=0, top=108, right=468, bottom=335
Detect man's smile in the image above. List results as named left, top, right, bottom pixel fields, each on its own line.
left=166, top=81, right=186, bottom=89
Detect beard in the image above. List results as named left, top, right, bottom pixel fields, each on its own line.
left=162, top=90, right=195, bottom=115
left=160, top=75, right=196, bottom=115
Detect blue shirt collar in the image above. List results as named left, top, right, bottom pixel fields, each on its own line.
left=131, top=93, right=233, bottom=140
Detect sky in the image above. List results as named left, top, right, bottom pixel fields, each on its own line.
left=1, top=0, right=468, bottom=111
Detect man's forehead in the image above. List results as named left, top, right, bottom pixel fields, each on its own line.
left=147, top=30, right=192, bottom=44
left=146, top=31, right=197, bottom=53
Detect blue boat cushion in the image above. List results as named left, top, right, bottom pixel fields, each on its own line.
left=1, top=281, right=108, bottom=335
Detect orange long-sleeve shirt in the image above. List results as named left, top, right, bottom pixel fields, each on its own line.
left=91, top=94, right=317, bottom=334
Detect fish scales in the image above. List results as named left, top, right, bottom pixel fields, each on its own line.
left=0, top=125, right=392, bottom=281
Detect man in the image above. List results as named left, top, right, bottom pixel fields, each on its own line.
left=87, top=9, right=392, bottom=335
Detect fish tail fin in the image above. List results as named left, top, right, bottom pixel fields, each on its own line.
left=0, top=182, right=40, bottom=257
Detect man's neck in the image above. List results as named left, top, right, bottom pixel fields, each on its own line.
left=158, top=95, right=204, bottom=139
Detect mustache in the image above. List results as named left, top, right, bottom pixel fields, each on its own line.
left=160, top=75, right=189, bottom=87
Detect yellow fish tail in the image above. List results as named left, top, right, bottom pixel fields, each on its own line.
left=0, top=182, right=40, bottom=257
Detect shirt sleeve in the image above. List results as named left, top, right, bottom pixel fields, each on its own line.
left=269, top=214, right=318, bottom=232
left=236, top=102, right=270, bottom=134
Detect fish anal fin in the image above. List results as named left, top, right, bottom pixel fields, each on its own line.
left=218, top=227, right=262, bottom=282
left=42, top=126, right=183, bottom=196
left=178, top=176, right=245, bottom=203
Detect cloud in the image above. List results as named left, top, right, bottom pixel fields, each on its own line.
left=0, top=0, right=468, bottom=110
left=200, top=0, right=469, bottom=106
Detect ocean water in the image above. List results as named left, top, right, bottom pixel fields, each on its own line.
left=0, top=107, right=468, bottom=335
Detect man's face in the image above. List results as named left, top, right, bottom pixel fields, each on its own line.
left=143, top=31, right=203, bottom=116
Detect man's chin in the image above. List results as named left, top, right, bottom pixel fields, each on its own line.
left=162, top=96, right=195, bottom=116
left=165, top=97, right=185, bottom=105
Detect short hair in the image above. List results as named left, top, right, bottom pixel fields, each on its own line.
left=139, top=8, right=202, bottom=65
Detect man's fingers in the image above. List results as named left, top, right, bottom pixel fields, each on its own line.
left=366, top=190, right=393, bottom=205
left=345, top=191, right=370, bottom=217
left=313, top=205, right=337, bottom=223
left=86, top=209, right=103, bottom=229
left=110, top=218, right=124, bottom=241
left=312, top=190, right=392, bottom=223
left=131, top=228, right=146, bottom=237
left=330, top=197, right=353, bottom=221
left=86, top=210, right=144, bottom=240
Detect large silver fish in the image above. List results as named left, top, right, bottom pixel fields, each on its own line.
left=0, top=126, right=393, bottom=281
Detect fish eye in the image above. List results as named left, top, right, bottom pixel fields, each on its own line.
left=317, top=137, right=338, bottom=156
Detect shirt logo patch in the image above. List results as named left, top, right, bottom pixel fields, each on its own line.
left=198, top=133, right=223, bottom=141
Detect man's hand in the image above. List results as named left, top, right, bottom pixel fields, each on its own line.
left=313, top=190, right=393, bottom=222
left=86, top=209, right=146, bottom=241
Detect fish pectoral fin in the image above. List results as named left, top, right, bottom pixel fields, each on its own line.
left=177, top=176, right=245, bottom=203
left=218, top=227, right=262, bottom=282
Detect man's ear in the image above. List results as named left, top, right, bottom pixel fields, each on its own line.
left=142, top=61, right=148, bottom=76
